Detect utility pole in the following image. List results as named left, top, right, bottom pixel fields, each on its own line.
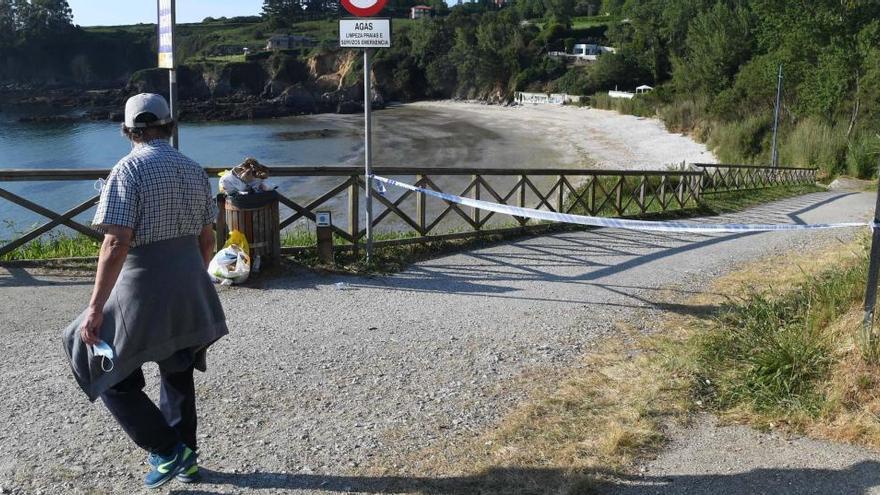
left=363, top=48, right=374, bottom=263
left=770, top=64, right=783, bottom=168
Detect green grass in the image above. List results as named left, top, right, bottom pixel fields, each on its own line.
left=570, top=15, right=619, bottom=30
left=685, top=244, right=869, bottom=417
left=590, top=92, right=657, bottom=118
left=83, top=17, right=345, bottom=62
left=202, top=54, right=247, bottom=63
left=699, top=184, right=824, bottom=213
left=0, top=233, right=100, bottom=262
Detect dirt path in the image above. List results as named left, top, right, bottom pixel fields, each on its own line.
left=599, top=414, right=880, bottom=495
left=0, top=189, right=874, bottom=494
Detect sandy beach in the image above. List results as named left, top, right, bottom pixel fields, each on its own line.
left=396, top=101, right=717, bottom=170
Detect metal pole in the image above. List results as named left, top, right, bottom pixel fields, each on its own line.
left=770, top=64, right=783, bottom=168
left=168, top=0, right=179, bottom=149
left=363, top=48, right=374, bottom=263
left=862, top=156, right=880, bottom=339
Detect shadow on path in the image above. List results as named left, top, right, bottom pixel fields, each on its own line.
left=168, top=461, right=880, bottom=494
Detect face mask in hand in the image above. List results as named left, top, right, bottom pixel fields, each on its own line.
left=92, top=340, right=115, bottom=373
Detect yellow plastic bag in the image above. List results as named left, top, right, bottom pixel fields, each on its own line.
left=224, top=230, right=250, bottom=255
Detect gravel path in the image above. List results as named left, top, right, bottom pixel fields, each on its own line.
left=0, top=190, right=874, bottom=495
left=599, top=414, right=880, bottom=495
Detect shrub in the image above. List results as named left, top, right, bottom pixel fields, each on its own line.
left=659, top=95, right=708, bottom=134
left=778, top=118, right=848, bottom=175
left=846, top=133, right=880, bottom=179
left=708, top=113, right=773, bottom=164
left=590, top=92, right=655, bottom=117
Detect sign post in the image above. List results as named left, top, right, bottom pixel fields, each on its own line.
left=862, top=156, right=880, bottom=356
left=158, top=0, right=178, bottom=149
left=339, top=0, right=390, bottom=264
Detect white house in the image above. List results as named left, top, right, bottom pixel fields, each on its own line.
left=411, top=5, right=432, bottom=19
left=266, top=34, right=316, bottom=51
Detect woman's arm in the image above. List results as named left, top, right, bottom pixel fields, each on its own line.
left=199, top=224, right=215, bottom=268
left=79, top=226, right=133, bottom=345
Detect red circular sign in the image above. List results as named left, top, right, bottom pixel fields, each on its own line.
left=341, top=0, right=386, bottom=17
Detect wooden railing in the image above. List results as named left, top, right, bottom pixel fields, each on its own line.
left=694, top=163, right=817, bottom=194
left=0, top=163, right=814, bottom=260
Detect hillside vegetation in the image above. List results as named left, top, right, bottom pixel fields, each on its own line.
left=583, top=0, right=880, bottom=177
left=2, top=1, right=877, bottom=176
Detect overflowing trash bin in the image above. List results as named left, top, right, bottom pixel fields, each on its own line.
left=216, top=158, right=281, bottom=274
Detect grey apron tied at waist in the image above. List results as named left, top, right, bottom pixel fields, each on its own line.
left=62, top=235, right=229, bottom=401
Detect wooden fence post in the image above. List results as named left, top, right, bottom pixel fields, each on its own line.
left=639, top=176, right=647, bottom=213
left=348, top=174, right=359, bottom=257
left=557, top=175, right=565, bottom=213
left=473, top=174, right=481, bottom=229
left=417, top=174, right=427, bottom=236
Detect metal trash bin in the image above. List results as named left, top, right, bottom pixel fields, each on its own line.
left=222, top=191, right=281, bottom=267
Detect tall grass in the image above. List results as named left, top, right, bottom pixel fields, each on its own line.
left=846, top=133, right=880, bottom=178
left=689, top=247, right=868, bottom=416
left=777, top=118, right=849, bottom=176
left=590, top=89, right=878, bottom=179
left=590, top=92, right=656, bottom=117
left=706, top=114, right=773, bottom=165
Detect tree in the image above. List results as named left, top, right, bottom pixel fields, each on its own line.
left=4, top=0, right=72, bottom=40
left=262, top=0, right=302, bottom=26
left=0, top=0, right=15, bottom=46
left=672, top=3, right=754, bottom=94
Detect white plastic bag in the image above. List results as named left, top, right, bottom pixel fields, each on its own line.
left=208, top=244, right=251, bottom=285
left=219, top=172, right=248, bottom=194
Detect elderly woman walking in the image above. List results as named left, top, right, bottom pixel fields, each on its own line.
left=62, top=93, right=228, bottom=489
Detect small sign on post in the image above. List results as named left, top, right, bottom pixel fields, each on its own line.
left=338, top=0, right=390, bottom=265
left=339, top=19, right=391, bottom=48
left=316, top=211, right=334, bottom=264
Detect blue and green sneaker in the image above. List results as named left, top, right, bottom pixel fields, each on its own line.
left=144, top=443, right=196, bottom=489
left=148, top=445, right=200, bottom=484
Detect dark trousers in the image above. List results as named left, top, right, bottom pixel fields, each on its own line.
left=101, top=363, right=198, bottom=456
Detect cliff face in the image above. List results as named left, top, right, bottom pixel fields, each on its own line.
left=124, top=50, right=382, bottom=120
left=1, top=46, right=388, bottom=122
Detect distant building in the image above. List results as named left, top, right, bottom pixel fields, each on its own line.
left=266, top=34, right=316, bottom=51
left=411, top=5, right=432, bottom=19
left=548, top=44, right=616, bottom=64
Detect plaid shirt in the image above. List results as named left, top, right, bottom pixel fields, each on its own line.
left=93, top=139, right=217, bottom=248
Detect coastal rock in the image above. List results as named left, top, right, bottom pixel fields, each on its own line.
left=279, top=85, right=319, bottom=113
left=336, top=100, right=363, bottom=114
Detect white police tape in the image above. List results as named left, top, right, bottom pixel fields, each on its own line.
left=371, top=175, right=871, bottom=234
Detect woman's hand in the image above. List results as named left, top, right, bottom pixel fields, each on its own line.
left=84, top=225, right=132, bottom=346
left=80, top=307, right=103, bottom=345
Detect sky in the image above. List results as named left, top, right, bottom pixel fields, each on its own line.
left=67, top=0, right=265, bottom=27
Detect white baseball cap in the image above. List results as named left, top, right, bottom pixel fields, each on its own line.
left=124, top=93, right=173, bottom=128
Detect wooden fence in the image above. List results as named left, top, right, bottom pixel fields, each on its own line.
left=0, top=164, right=816, bottom=260
left=695, top=163, right=817, bottom=194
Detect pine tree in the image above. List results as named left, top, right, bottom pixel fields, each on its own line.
left=262, top=0, right=302, bottom=26
left=0, top=0, right=16, bottom=46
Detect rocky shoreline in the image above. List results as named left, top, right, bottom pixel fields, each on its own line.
left=0, top=85, right=385, bottom=124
